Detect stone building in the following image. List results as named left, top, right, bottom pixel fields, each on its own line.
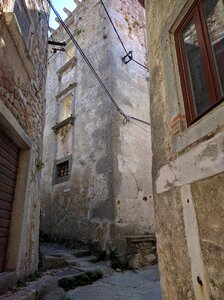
left=41, top=0, right=154, bottom=256
left=146, top=0, right=224, bottom=299
left=0, top=0, right=49, bottom=289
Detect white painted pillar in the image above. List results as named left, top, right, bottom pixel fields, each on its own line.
left=181, top=184, right=211, bottom=300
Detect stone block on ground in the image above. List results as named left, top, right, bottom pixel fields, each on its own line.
left=43, top=256, right=69, bottom=270
left=43, top=287, right=66, bottom=300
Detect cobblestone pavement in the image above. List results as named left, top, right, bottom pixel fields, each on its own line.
left=67, top=265, right=162, bottom=300
left=0, top=243, right=162, bottom=300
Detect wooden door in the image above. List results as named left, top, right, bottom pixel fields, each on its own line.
left=0, top=129, right=20, bottom=272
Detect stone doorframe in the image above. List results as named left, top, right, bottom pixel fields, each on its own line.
left=0, top=101, right=32, bottom=273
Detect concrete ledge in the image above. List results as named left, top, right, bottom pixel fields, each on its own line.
left=52, top=115, right=75, bottom=133
left=57, top=59, right=77, bottom=81
left=126, top=235, right=156, bottom=243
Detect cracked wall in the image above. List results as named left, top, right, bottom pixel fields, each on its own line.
left=146, top=0, right=224, bottom=298
left=0, top=0, right=49, bottom=276
left=41, top=0, right=154, bottom=255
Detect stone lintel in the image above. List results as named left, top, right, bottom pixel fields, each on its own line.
left=52, top=115, right=75, bottom=133
left=57, top=58, right=77, bottom=80
left=56, top=83, right=77, bottom=100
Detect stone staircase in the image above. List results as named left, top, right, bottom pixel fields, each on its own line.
left=0, top=243, right=112, bottom=300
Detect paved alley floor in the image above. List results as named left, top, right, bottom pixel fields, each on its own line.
left=66, top=265, right=162, bottom=300
left=0, top=243, right=162, bottom=300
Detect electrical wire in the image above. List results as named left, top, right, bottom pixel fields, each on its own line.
left=99, top=0, right=149, bottom=71
left=99, top=0, right=129, bottom=55
left=47, top=51, right=56, bottom=62
left=46, top=0, right=150, bottom=127
left=132, top=58, right=149, bottom=71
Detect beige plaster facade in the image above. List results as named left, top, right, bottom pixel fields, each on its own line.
left=41, top=0, right=154, bottom=256
left=0, top=0, right=49, bottom=286
left=146, top=0, right=224, bottom=299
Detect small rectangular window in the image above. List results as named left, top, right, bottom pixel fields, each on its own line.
left=175, top=0, right=224, bottom=125
left=56, top=161, right=69, bottom=178
left=53, top=156, right=72, bottom=184
left=58, top=94, right=73, bottom=123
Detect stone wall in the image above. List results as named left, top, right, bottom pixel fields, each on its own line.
left=0, top=0, right=49, bottom=276
left=41, top=0, right=154, bottom=256
left=146, top=0, right=224, bottom=299
left=126, top=235, right=157, bottom=269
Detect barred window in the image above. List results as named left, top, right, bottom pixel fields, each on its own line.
left=53, top=156, right=72, bottom=184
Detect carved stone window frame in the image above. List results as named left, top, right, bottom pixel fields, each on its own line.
left=56, top=83, right=76, bottom=124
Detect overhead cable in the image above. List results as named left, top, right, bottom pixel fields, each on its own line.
left=99, top=0, right=149, bottom=71
left=46, top=0, right=150, bottom=127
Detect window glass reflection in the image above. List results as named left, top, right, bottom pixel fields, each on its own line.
left=203, top=0, right=224, bottom=96
left=183, top=20, right=210, bottom=115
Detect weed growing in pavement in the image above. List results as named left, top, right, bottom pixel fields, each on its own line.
left=17, top=271, right=42, bottom=287
left=58, top=270, right=103, bottom=291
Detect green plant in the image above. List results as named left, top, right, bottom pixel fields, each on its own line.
left=36, top=159, right=45, bottom=171
left=17, top=271, right=42, bottom=287
left=58, top=270, right=103, bottom=291
left=109, top=246, right=128, bottom=271
left=88, top=250, right=106, bottom=263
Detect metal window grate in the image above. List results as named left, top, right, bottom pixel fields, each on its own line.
left=53, top=155, right=72, bottom=185
left=56, top=161, right=69, bottom=178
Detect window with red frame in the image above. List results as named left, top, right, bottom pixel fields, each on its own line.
left=175, top=0, right=224, bottom=125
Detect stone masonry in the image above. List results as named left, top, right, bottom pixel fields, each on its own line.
left=41, top=0, right=154, bottom=256
left=146, top=0, right=224, bottom=299
left=0, top=0, right=49, bottom=281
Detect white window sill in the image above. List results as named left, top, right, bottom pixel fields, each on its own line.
left=172, top=101, right=224, bottom=153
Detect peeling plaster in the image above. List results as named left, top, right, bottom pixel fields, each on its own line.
left=156, top=131, right=224, bottom=193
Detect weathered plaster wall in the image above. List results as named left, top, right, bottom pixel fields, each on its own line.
left=146, top=0, right=224, bottom=299
left=107, top=0, right=154, bottom=252
left=0, top=0, right=49, bottom=275
left=41, top=0, right=154, bottom=255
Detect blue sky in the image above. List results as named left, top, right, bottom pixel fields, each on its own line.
left=49, top=0, right=77, bottom=29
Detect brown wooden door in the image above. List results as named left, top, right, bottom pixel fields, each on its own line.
left=0, top=129, right=20, bottom=272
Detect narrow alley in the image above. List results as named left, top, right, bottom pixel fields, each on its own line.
left=0, top=243, right=162, bottom=300
left=1, top=0, right=224, bottom=299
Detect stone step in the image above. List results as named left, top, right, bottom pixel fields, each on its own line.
left=42, top=255, right=70, bottom=270
left=73, top=250, right=91, bottom=257
left=41, top=287, right=66, bottom=300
